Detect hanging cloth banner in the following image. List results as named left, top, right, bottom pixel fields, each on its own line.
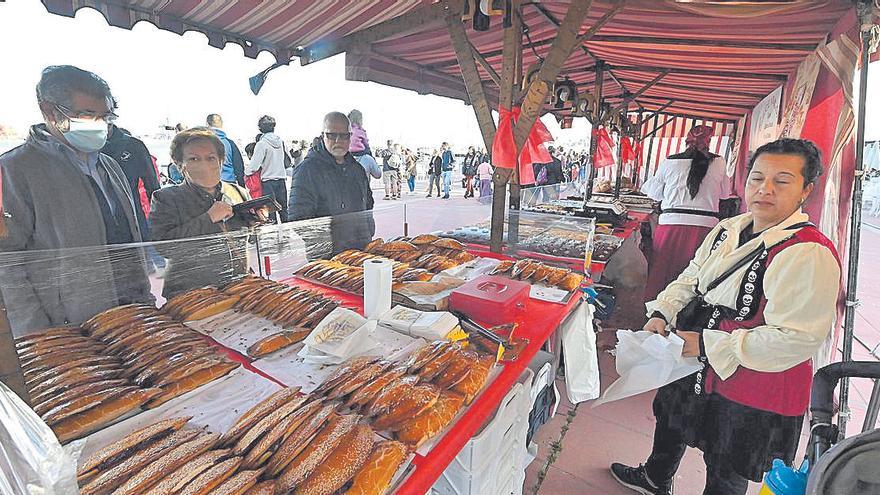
left=593, top=126, right=616, bottom=168
left=620, top=136, right=637, bottom=165
left=491, top=105, right=553, bottom=185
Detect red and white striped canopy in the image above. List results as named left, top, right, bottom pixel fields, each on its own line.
left=40, top=0, right=434, bottom=63
left=40, top=0, right=857, bottom=122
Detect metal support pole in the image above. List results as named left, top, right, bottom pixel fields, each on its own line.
left=643, top=114, right=659, bottom=181
left=613, top=100, right=630, bottom=199
left=839, top=8, right=874, bottom=439
left=585, top=61, right=604, bottom=201
left=863, top=379, right=880, bottom=432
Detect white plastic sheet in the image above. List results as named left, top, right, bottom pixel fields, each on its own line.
left=0, top=381, right=85, bottom=494
left=594, top=330, right=703, bottom=406
left=561, top=301, right=601, bottom=404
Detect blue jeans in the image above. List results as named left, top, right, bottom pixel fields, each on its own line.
left=407, top=175, right=415, bottom=192
left=442, top=170, right=452, bottom=197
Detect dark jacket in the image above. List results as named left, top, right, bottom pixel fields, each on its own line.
left=429, top=155, right=443, bottom=176
left=546, top=158, right=565, bottom=185
left=288, top=142, right=375, bottom=254
left=0, top=124, right=153, bottom=333
left=102, top=125, right=160, bottom=235
left=149, top=181, right=250, bottom=298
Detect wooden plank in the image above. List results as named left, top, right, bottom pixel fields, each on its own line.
left=587, top=34, right=817, bottom=51
left=585, top=61, right=605, bottom=200
left=490, top=0, right=523, bottom=253
left=636, top=100, right=675, bottom=125
left=469, top=40, right=501, bottom=86
left=446, top=13, right=497, bottom=151
left=607, top=64, right=788, bottom=81
left=609, top=70, right=667, bottom=113
left=299, top=0, right=465, bottom=65
left=512, top=1, right=594, bottom=150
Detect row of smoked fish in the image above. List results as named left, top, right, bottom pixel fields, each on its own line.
left=76, top=340, right=493, bottom=495
left=15, top=303, right=241, bottom=443
left=490, top=258, right=585, bottom=291
left=295, top=235, right=478, bottom=292
left=165, top=277, right=343, bottom=358
left=17, top=277, right=344, bottom=443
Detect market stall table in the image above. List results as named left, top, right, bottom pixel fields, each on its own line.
left=284, top=262, right=582, bottom=494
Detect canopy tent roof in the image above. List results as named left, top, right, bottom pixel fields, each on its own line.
left=40, top=0, right=855, bottom=123
left=40, top=0, right=434, bottom=62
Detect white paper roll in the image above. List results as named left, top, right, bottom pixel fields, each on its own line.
left=363, top=258, right=393, bottom=319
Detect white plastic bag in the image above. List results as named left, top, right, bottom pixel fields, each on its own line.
left=594, top=330, right=703, bottom=406
left=561, top=301, right=601, bottom=404
left=0, top=381, right=80, bottom=494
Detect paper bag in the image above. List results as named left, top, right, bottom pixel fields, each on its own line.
left=299, top=308, right=378, bottom=364
left=593, top=330, right=702, bottom=406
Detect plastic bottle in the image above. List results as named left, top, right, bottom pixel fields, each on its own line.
left=759, top=458, right=809, bottom=495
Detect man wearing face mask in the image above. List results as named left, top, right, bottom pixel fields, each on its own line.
left=149, top=127, right=256, bottom=298
left=288, top=112, right=375, bottom=255
left=0, top=65, right=153, bottom=332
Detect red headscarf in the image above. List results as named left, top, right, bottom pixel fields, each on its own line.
left=685, top=125, right=713, bottom=152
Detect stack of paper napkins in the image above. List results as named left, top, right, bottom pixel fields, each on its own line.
left=379, top=306, right=459, bottom=340
left=299, top=308, right=379, bottom=364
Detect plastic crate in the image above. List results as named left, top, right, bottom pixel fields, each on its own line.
left=526, top=383, right=555, bottom=445
left=430, top=368, right=533, bottom=495
left=529, top=361, right=554, bottom=409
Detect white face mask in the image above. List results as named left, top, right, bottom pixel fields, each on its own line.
left=63, top=118, right=108, bottom=153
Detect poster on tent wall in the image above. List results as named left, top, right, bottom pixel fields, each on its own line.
left=749, top=86, right=783, bottom=150
left=780, top=51, right=822, bottom=139
left=727, top=116, right=747, bottom=178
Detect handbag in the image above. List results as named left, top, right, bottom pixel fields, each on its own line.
left=675, top=243, right=764, bottom=332
left=245, top=171, right=263, bottom=199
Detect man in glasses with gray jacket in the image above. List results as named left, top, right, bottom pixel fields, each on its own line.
left=0, top=65, right=153, bottom=332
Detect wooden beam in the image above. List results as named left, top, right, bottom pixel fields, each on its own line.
left=576, top=1, right=625, bottom=44
left=612, top=78, right=766, bottom=99
left=643, top=115, right=675, bottom=139
left=587, top=34, right=818, bottom=52
left=639, top=107, right=740, bottom=123
left=469, top=40, right=501, bottom=86
left=446, top=12, right=497, bottom=151
left=512, top=1, right=594, bottom=151
left=607, top=93, right=754, bottom=111
left=607, top=64, right=788, bottom=81
left=636, top=99, right=675, bottom=125
left=609, top=70, right=667, bottom=113
left=490, top=0, right=523, bottom=253
left=299, top=0, right=464, bottom=65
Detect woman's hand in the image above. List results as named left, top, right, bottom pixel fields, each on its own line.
left=678, top=331, right=702, bottom=358
left=207, top=201, right=234, bottom=223
left=643, top=317, right=668, bottom=336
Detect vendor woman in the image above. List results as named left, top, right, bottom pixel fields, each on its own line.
left=611, top=138, right=841, bottom=495
left=150, top=127, right=256, bottom=298
left=641, top=125, right=732, bottom=301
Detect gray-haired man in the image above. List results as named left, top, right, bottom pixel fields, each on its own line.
left=0, top=65, right=153, bottom=332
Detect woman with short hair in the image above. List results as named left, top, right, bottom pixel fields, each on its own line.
left=150, top=127, right=257, bottom=297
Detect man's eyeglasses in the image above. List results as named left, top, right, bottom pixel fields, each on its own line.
left=54, top=103, right=118, bottom=124
left=323, top=132, right=352, bottom=142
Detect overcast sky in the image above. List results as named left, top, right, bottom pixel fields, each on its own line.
left=0, top=0, right=590, bottom=153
